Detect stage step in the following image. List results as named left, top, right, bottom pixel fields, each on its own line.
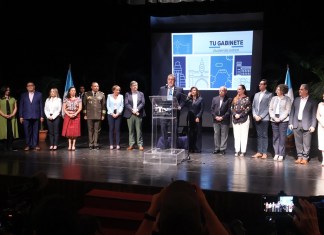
left=79, top=189, right=153, bottom=235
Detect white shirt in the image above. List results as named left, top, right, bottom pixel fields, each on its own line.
left=44, top=97, right=62, bottom=119
left=298, top=96, right=308, bottom=120
left=132, top=92, right=138, bottom=112
left=29, top=92, right=34, bottom=103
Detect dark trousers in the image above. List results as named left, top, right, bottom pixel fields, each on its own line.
left=47, top=118, right=60, bottom=146
left=188, top=112, right=202, bottom=152
left=271, top=121, right=288, bottom=156
left=87, top=119, right=101, bottom=147
left=160, top=119, right=177, bottom=149
left=6, top=119, right=14, bottom=150
left=293, top=121, right=313, bottom=159
left=107, top=115, right=121, bottom=146
left=23, top=119, right=40, bottom=148
left=254, top=120, right=270, bottom=154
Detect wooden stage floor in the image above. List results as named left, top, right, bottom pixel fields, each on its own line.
left=1, top=129, right=323, bottom=198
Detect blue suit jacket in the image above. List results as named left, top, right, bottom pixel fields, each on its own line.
left=123, top=91, right=146, bottom=118
left=19, top=91, right=44, bottom=119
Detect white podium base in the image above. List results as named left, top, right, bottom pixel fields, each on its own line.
left=143, top=148, right=185, bottom=165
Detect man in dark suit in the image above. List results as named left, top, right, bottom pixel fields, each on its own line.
left=289, top=84, right=317, bottom=164
left=158, top=73, right=185, bottom=149
left=78, top=85, right=87, bottom=135
left=123, top=81, right=146, bottom=151
left=19, top=82, right=44, bottom=151
left=210, top=86, right=232, bottom=155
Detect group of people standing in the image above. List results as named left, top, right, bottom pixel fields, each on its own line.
left=211, top=79, right=324, bottom=166
left=0, top=81, right=147, bottom=152
left=1, top=76, right=324, bottom=167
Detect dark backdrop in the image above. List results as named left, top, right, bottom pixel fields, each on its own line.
left=1, top=0, right=323, bottom=132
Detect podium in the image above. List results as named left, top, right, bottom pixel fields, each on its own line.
left=144, top=96, right=185, bottom=165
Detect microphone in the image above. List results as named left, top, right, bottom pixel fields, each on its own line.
left=165, top=84, right=168, bottom=88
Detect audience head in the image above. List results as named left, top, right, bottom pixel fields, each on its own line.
left=32, top=194, right=79, bottom=235
left=158, top=180, right=202, bottom=235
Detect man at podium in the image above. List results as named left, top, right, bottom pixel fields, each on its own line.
left=158, top=74, right=185, bottom=149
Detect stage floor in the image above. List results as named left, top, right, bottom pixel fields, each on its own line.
left=1, top=130, right=323, bottom=197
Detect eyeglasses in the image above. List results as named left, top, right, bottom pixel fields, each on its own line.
left=259, top=83, right=266, bottom=85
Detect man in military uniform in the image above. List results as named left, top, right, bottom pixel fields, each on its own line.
left=83, top=82, right=106, bottom=150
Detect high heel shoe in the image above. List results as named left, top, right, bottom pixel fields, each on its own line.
left=68, top=147, right=72, bottom=151
left=72, top=147, right=76, bottom=151
left=53, top=146, right=57, bottom=150
left=49, top=146, right=53, bottom=150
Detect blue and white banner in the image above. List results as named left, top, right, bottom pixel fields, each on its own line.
left=285, top=67, right=294, bottom=136
left=62, top=66, right=74, bottom=117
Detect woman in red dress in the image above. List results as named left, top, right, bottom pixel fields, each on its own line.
left=62, top=87, right=82, bottom=150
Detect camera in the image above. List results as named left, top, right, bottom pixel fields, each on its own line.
left=262, top=195, right=295, bottom=215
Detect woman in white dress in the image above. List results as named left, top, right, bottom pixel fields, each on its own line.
left=316, top=92, right=324, bottom=166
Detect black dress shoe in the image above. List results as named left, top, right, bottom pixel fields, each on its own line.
left=213, top=150, right=220, bottom=154
left=89, top=146, right=93, bottom=150
left=220, top=150, right=226, bottom=155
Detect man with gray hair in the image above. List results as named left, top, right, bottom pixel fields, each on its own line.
left=289, top=84, right=317, bottom=164
left=123, top=81, right=146, bottom=151
left=210, top=86, right=232, bottom=155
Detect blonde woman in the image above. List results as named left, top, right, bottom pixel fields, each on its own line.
left=106, top=85, right=124, bottom=150
left=44, top=88, right=62, bottom=150
left=62, top=87, right=82, bottom=150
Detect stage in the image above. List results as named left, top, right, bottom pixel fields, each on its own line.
left=1, top=129, right=323, bottom=198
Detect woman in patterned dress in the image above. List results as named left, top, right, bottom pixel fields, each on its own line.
left=62, top=87, right=82, bottom=150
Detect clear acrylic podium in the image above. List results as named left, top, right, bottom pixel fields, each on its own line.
left=144, top=96, right=185, bottom=165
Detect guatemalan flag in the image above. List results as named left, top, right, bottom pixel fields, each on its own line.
left=62, top=65, right=74, bottom=117
left=285, top=66, right=294, bottom=136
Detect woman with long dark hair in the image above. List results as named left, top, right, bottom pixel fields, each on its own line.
left=231, top=84, right=251, bottom=157
left=0, top=85, right=19, bottom=150
left=62, top=87, right=82, bottom=150
left=186, top=86, right=204, bottom=153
